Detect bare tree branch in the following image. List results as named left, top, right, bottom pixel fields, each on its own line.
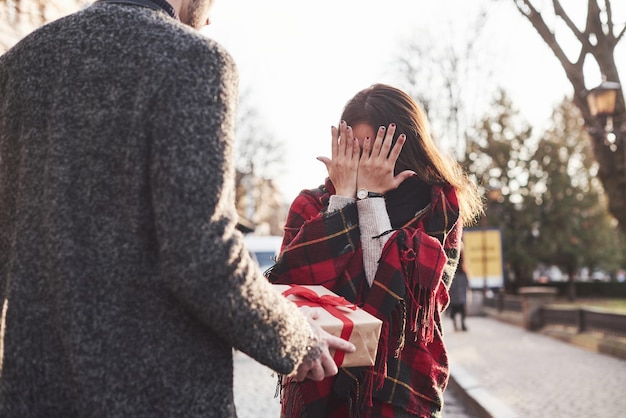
left=513, top=0, right=626, bottom=235
left=514, top=0, right=579, bottom=77
left=605, top=0, right=614, bottom=38
left=552, top=0, right=591, bottom=50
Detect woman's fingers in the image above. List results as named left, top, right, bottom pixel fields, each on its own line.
left=358, top=123, right=411, bottom=194
left=364, top=123, right=396, bottom=160
left=330, top=121, right=358, bottom=159
left=316, top=156, right=331, bottom=169
left=381, top=123, right=396, bottom=157
left=343, top=123, right=354, bottom=157
left=361, top=123, right=398, bottom=165
left=387, top=132, right=406, bottom=162
left=318, top=122, right=359, bottom=197
left=335, top=121, right=346, bottom=156
left=330, top=125, right=339, bottom=158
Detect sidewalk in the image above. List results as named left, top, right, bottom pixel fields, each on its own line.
left=444, top=316, right=626, bottom=418
left=233, top=351, right=478, bottom=418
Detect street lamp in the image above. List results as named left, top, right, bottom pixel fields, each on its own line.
left=585, top=80, right=621, bottom=146
left=586, top=80, right=621, bottom=118
left=586, top=80, right=626, bottom=208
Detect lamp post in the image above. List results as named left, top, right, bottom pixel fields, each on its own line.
left=585, top=80, right=621, bottom=147
left=586, top=81, right=620, bottom=118
left=585, top=79, right=626, bottom=230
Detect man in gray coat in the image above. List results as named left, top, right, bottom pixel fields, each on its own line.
left=0, top=0, right=354, bottom=416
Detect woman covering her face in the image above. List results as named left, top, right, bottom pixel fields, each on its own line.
left=267, top=83, right=483, bottom=418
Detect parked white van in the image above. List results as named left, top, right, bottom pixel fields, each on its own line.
left=243, top=234, right=283, bottom=272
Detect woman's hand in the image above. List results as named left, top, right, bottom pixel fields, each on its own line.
left=317, top=121, right=360, bottom=198
left=292, top=307, right=356, bottom=382
left=357, top=123, right=416, bottom=194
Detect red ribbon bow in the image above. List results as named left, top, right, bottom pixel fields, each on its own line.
left=282, top=286, right=357, bottom=311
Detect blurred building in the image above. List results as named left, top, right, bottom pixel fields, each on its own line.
left=235, top=171, right=287, bottom=237
left=1, top=0, right=88, bottom=53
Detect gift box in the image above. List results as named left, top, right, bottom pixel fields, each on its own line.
left=273, top=284, right=382, bottom=368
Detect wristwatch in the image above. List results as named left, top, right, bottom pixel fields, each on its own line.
left=356, top=188, right=384, bottom=200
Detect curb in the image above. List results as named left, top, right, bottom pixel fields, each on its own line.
left=448, top=364, right=519, bottom=418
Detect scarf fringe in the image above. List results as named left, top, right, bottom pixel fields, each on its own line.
left=395, top=299, right=407, bottom=357
left=278, top=375, right=309, bottom=418
left=401, top=247, right=437, bottom=345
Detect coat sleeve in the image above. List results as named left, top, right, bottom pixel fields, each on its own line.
left=268, top=190, right=361, bottom=285
left=148, top=38, right=310, bottom=374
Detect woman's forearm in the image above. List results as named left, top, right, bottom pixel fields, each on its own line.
left=357, top=198, right=392, bottom=286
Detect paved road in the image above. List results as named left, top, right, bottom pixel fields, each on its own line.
left=235, top=314, right=626, bottom=418
left=444, top=316, right=626, bottom=418
left=234, top=313, right=626, bottom=418
left=233, top=350, right=478, bottom=417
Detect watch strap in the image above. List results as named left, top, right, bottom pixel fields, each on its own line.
left=357, top=188, right=384, bottom=199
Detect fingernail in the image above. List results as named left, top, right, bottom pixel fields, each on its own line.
left=390, top=123, right=396, bottom=128
left=379, top=126, right=385, bottom=131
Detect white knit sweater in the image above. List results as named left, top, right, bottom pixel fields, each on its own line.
left=328, top=195, right=392, bottom=285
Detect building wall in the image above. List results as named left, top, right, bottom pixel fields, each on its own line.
left=1, top=0, right=85, bottom=53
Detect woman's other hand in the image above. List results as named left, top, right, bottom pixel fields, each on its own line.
left=357, top=123, right=416, bottom=194
left=316, top=121, right=360, bottom=198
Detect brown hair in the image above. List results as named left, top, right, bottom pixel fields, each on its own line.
left=340, top=83, right=483, bottom=225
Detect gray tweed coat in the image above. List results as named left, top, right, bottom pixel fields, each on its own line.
left=0, top=3, right=311, bottom=417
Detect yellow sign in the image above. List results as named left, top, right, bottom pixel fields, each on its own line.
left=462, top=228, right=504, bottom=289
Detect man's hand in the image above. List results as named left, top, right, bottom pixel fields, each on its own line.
left=292, top=308, right=356, bottom=382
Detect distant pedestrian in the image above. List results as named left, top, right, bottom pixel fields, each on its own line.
left=448, top=250, right=470, bottom=331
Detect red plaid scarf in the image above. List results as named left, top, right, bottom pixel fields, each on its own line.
left=268, top=178, right=462, bottom=418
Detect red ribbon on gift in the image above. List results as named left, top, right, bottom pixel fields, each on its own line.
left=282, top=285, right=357, bottom=367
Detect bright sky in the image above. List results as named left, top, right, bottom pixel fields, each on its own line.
left=4, top=1, right=624, bottom=203
left=205, top=0, right=624, bottom=203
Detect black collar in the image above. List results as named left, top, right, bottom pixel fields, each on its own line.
left=94, top=0, right=179, bottom=20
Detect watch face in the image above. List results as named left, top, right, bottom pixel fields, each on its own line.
left=357, top=188, right=368, bottom=199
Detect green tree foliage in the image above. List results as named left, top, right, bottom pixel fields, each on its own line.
left=527, top=98, right=625, bottom=283
left=466, top=90, right=625, bottom=289
left=465, top=89, right=537, bottom=287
